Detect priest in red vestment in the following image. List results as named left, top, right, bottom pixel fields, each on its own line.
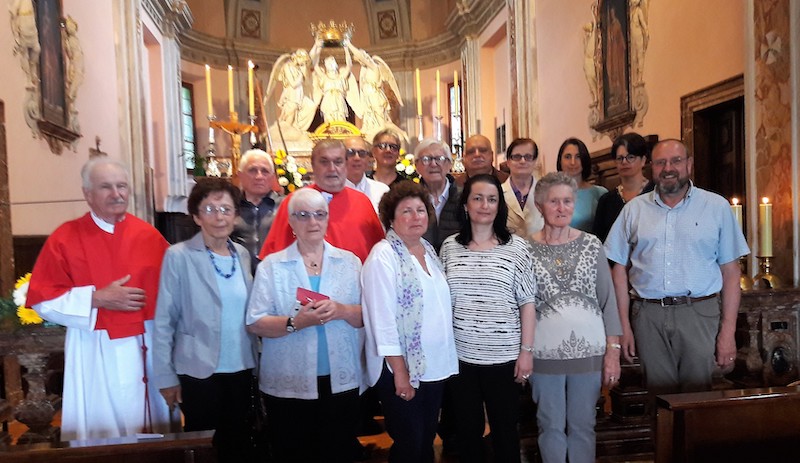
left=26, top=158, right=172, bottom=441
left=260, top=138, right=384, bottom=263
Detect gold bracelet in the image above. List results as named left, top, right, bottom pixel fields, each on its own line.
left=607, top=343, right=621, bottom=350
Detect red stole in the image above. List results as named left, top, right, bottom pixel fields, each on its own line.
left=27, top=213, right=168, bottom=339
left=259, top=185, right=384, bottom=262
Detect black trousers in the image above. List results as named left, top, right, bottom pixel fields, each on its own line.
left=451, top=360, right=522, bottom=463
left=376, top=365, right=446, bottom=463
left=179, top=370, right=254, bottom=463
left=264, top=376, right=359, bottom=463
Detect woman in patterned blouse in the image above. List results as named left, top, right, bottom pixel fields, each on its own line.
left=528, top=172, right=622, bottom=463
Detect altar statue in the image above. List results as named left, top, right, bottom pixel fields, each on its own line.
left=265, top=48, right=317, bottom=138
left=63, top=16, right=84, bottom=134
left=310, top=38, right=361, bottom=123
left=346, top=42, right=404, bottom=142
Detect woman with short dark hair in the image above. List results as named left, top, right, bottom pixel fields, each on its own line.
left=556, top=137, right=607, bottom=232
left=503, top=137, right=544, bottom=238
left=154, top=177, right=256, bottom=462
left=363, top=181, right=458, bottom=462
left=440, top=174, right=536, bottom=463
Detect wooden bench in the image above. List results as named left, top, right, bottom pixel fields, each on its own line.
left=655, top=386, right=800, bottom=462
left=0, top=430, right=215, bottom=463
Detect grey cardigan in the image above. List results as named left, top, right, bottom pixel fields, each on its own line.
left=152, top=232, right=257, bottom=390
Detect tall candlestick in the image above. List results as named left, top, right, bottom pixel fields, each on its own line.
left=205, top=64, right=213, bottom=116
left=415, top=68, right=422, bottom=116
left=248, top=60, right=255, bottom=117
left=227, top=65, right=235, bottom=114
left=759, top=197, right=773, bottom=257
left=453, top=70, right=459, bottom=114
left=730, top=197, right=743, bottom=231
left=436, top=70, right=441, bottom=116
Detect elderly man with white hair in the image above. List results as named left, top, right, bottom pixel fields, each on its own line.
left=232, top=149, right=283, bottom=273
left=414, top=138, right=461, bottom=252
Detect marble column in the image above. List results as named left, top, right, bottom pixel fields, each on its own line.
left=461, top=36, right=481, bottom=137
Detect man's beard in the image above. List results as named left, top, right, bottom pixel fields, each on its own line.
left=657, top=172, right=689, bottom=195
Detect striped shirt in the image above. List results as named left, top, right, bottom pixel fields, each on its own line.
left=440, top=234, right=537, bottom=365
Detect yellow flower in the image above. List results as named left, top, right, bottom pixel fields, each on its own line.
left=400, top=148, right=406, bottom=156
left=275, top=149, right=287, bottom=158
left=413, top=177, right=421, bottom=183
left=274, top=158, right=284, bottom=166
left=17, top=307, right=43, bottom=325
left=276, top=168, right=286, bottom=175
left=401, top=159, right=410, bottom=167
left=298, top=167, right=307, bottom=175
left=287, top=184, right=297, bottom=192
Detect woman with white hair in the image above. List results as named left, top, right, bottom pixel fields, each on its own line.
left=246, top=187, right=363, bottom=463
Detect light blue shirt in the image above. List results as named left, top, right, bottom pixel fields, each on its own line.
left=309, top=276, right=331, bottom=376
left=571, top=185, right=607, bottom=232
left=604, top=183, right=750, bottom=299
left=246, top=241, right=363, bottom=400
left=212, top=254, right=250, bottom=373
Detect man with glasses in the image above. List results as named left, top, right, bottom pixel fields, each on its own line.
left=26, top=157, right=172, bottom=441
left=605, top=139, right=749, bottom=396
left=260, top=138, right=384, bottom=263
left=414, top=138, right=461, bottom=252
left=454, top=134, right=509, bottom=187
left=232, top=149, right=283, bottom=273
left=344, top=136, right=389, bottom=212
left=370, top=129, right=407, bottom=186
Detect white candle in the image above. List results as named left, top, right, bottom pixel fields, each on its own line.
left=453, top=70, right=459, bottom=114
left=227, top=65, right=235, bottom=114
left=730, top=197, right=743, bottom=231
left=205, top=64, right=213, bottom=117
left=436, top=70, right=441, bottom=116
left=415, top=68, right=422, bottom=116
left=759, top=197, right=773, bottom=257
left=248, top=60, right=255, bottom=117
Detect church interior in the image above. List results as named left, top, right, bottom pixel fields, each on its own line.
left=2, top=0, right=800, bottom=461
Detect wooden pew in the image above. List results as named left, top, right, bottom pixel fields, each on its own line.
left=0, top=430, right=215, bottom=463
left=655, top=386, right=800, bottom=463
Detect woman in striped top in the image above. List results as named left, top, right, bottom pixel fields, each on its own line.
left=440, top=174, right=537, bottom=463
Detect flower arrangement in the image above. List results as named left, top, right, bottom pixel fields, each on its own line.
left=395, top=149, right=420, bottom=183
left=273, top=149, right=307, bottom=195
left=0, top=273, right=44, bottom=328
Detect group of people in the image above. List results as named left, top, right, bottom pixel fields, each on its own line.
left=26, top=127, right=748, bottom=463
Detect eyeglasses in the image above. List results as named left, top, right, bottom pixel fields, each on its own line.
left=346, top=148, right=371, bottom=159
left=375, top=142, right=400, bottom=152
left=509, top=154, right=536, bottom=162
left=417, top=155, right=450, bottom=166
left=201, top=205, right=235, bottom=216
left=291, top=210, right=329, bottom=221
left=652, top=157, right=687, bottom=168
left=614, top=154, right=639, bottom=164
left=465, top=146, right=491, bottom=156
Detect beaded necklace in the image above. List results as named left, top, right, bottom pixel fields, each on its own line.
left=206, top=240, right=238, bottom=279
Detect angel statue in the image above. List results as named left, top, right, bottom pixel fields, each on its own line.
left=310, top=38, right=361, bottom=123
left=265, top=48, right=317, bottom=140
left=346, top=42, right=405, bottom=142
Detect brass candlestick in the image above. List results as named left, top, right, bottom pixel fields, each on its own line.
left=211, top=111, right=258, bottom=177
left=739, top=256, right=753, bottom=291
left=752, top=256, right=782, bottom=290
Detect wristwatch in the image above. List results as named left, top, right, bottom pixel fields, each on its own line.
left=286, top=317, right=296, bottom=333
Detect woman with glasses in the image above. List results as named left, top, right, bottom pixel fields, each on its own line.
left=370, top=129, right=407, bottom=186
left=440, top=174, right=536, bottom=463
left=592, top=132, right=654, bottom=242
left=556, top=137, right=607, bottom=233
left=154, top=178, right=257, bottom=462
left=502, top=137, right=544, bottom=238
left=246, top=188, right=363, bottom=463
left=362, top=181, right=458, bottom=462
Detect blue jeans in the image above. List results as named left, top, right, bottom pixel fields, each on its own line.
left=531, top=372, right=601, bottom=463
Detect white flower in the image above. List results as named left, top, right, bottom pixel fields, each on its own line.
left=294, top=177, right=303, bottom=187
left=405, top=165, right=415, bottom=175
left=278, top=177, right=289, bottom=186
left=287, top=163, right=298, bottom=174
left=13, top=281, right=28, bottom=307
left=405, top=153, right=415, bottom=162
left=395, top=163, right=405, bottom=172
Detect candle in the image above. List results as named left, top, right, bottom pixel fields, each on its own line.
left=205, top=64, right=213, bottom=117
left=453, top=70, right=459, bottom=114
left=436, top=70, right=441, bottom=116
left=415, top=68, right=422, bottom=116
left=759, top=197, right=773, bottom=257
left=248, top=60, right=255, bottom=117
left=227, top=65, right=234, bottom=114
left=730, top=197, right=743, bottom=231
